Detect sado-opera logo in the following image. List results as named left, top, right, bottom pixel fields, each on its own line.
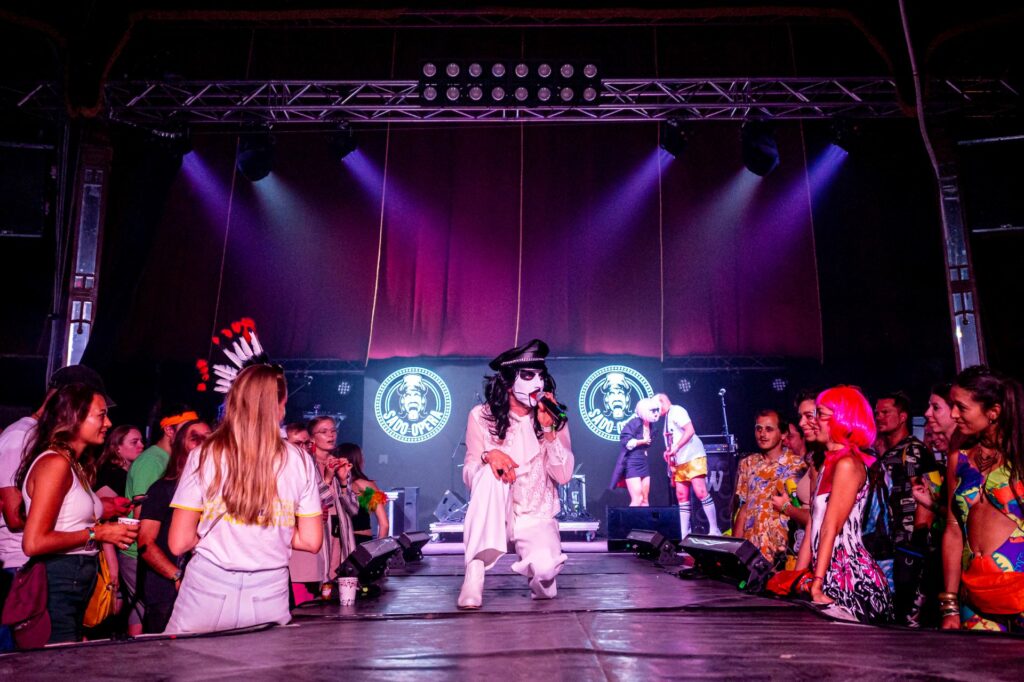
left=375, top=368, right=452, bottom=443
left=578, top=365, right=655, bottom=441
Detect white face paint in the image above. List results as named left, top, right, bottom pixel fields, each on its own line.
left=512, top=369, right=546, bottom=408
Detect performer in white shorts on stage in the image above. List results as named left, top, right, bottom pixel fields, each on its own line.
left=458, top=339, right=575, bottom=609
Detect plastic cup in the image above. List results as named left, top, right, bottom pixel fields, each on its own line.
left=338, top=577, right=359, bottom=606
left=117, top=517, right=140, bottom=528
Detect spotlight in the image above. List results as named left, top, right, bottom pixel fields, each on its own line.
left=491, top=86, right=506, bottom=101
left=422, top=63, right=437, bottom=78
left=396, top=531, right=431, bottom=562
left=559, top=87, right=574, bottom=101
left=741, top=120, right=780, bottom=177
left=468, top=86, right=483, bottom=101
left=337, top=380, right=352, bottom=396
left=236, top=131, right=274, bottom=182
left=446, top=86, right=460, bottom=101
left=830, top=118, right=860, bottom=153
left=771, top=378, right=787, bottom=393
left=659, top=118, right=690, bottom=158
left=423, top=86, right=438, bottom=101
left=468, top=63, right=483, bottom=78
left=445, top=62, right=460, bottom=78
left=560, top=63, right=574, bottom=78
left=328, top=124, right=357, bottom=162
left=583, top=64, right=598, bottom=78
left=677, top=378, right=692, bottom=393
left=514, top=63, right=529, bottom=78
left=537, top=87, right=552, bottom=102
left=538, top=63, right=552, bottom=78
left=514, top=87, right=529, bottom=102
left=582, top=87, right=597, bottom=102
left=491, top=63, right=506, bottom=77
left=337, top=537, right=400, bottom=586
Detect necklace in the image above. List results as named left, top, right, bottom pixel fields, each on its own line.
left=974, top=446, right=1001, bottom=473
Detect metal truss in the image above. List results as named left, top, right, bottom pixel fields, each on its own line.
left=7, top=76, right=1019, bottom=128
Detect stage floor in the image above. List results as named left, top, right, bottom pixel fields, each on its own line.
left=2, top=552, right=1022, bottom=680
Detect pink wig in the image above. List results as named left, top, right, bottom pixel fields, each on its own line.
left=816, top=386, right=876, bottom=449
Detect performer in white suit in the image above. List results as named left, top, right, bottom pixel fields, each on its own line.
left=458, top=339, right=575, bottom=609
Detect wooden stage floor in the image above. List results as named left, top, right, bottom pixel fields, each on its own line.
left=2, top=551, right=1022, bottom=680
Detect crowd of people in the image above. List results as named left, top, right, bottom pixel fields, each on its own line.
left=730, top=369, right=1024, bottom=631
left=0, top=364, right=388, bottom=648
left=0, top=358, right=1021, bottom=648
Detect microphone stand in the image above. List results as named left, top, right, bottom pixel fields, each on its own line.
left=450, top=439, right=466, bottom=495
left=718, top=389, right=735, bottom=454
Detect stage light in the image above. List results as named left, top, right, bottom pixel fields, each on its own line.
left=396, top=530, right=431, bottom=562
left=660, top=118, right=690, bottom=158
left=582, top=87, right=597, bottom=102
left=583, top=63, right=598, bottom=78
left=514, top=63, right=529, bottom=78
left=771, top=377, right=787, bottom=392
left=236, top=131, right=274, bottom=182
left=337, top=536, right=401, bottom=585
left=446, top=86, right=460, bottom=101
left=678, top=378, right=692, bottom=393
left=538, top=63, right=552, bottom=78
left=491, top=63, right=506, bottom=77
left=741, top=120, right=780, bottom=177
left=468, top=86, right=483, bottom=101
left=560, top=63, right=574, bottom=78
left=491, top=86, right=506, bottom=101
left=679, top=534, right=773, bottom=592
left=337, top=380, right=352, bottom=396
left=538, top=87, right=552, bottom=102
left=445, top=62, right=460, bottom=77
left=422, top=63, right=437, bottom=78
left=623, top=529, right=683, bottom=565
left=328, top=124, right=357, bottom=163
left=830, top=118, right=860, bottom=153
left=560, top=87, right=574, bottom=101
left=514, top=87, right=529, bottom=102
left=423, top=86, right=438, bottom=101
left=468, top=62, right=483, bottom=78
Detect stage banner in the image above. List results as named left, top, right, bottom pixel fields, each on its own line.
left=362, top=356, right=666, bottom=533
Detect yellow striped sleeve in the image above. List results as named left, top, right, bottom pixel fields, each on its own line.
left=169, top=503, right=203, bottom=512
left=296, top=511, right=323, bottom=518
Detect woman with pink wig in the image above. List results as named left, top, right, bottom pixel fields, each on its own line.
left=795, top=386, right=894, bottom=624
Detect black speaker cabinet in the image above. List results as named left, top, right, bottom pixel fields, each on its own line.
left=679, top=534, right=772, bottom=592
left=607, top=506, right=682, bottom=540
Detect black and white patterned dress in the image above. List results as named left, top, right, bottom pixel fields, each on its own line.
left=810, top=454, right=894, bottom=625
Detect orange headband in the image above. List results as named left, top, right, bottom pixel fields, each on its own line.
left=160, top=411, right=199, bottom=430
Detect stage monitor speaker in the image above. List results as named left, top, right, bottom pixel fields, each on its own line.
left=396, top=530, right=431, bottom=562
left=678, top=534, right=772, bottom=592
left=607, top=506, right=681, bottom=541
left=434, top=490, right=467, bottom=522
left=338, top=537, right=401, bottom=584
left=391, top=487, right=419, bottom=534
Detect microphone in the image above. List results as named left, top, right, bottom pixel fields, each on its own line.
left=718, top=388, right=726, bottom=397
left=539, top=396, right=568, bottom=429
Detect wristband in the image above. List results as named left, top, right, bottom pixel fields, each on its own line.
left=541, top=425, right=553, bottom=433
left=172, top=570, right=183, bottom=582
left=811, top=576, right=824, bottom=583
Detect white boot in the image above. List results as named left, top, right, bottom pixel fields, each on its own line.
left=458, top=559, right=485, bottom=609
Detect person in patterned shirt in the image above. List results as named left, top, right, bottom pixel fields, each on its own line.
left=733, top=409, right=807, bottom=561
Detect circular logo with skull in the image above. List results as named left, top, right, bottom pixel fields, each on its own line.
left=375, top=367, right=452, bottom=443
left=578, top=365, right=655, bottom=441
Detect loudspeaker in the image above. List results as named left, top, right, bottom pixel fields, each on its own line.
left=434, top=490, right=467, bottom=522
left=391, top=486, right=419, bottom=534
left=607, top=506, right=682, bottom=540
left=338, top=537, right=401, bottom=583
left=396, top=530, right=431, bottom=562
left=678, top=534, right=772, bottom=592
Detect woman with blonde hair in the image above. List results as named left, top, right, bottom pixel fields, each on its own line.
left=165, top=364, right=322, bottom=633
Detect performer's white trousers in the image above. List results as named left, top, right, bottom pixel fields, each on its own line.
left=463, top=466, right=566, bottom=597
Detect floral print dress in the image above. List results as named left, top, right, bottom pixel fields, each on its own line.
left=810, top=453, right=894, bottom=625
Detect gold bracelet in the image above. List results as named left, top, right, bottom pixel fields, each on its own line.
left=937, top=591, right=959, bottom=601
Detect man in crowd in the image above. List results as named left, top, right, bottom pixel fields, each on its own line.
left=733, top=410, right=807, bottom=561
left=873, top=391, right=938, bottom=626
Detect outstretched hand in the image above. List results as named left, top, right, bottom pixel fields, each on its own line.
left=485, top=449, right=518, bottom=484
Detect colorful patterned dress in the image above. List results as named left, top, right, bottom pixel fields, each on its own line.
left=951, top=452, right=1024, bottom=632
left=735, top=449, right=807, bottom=559
left=810, top=452, right=894, bottom=625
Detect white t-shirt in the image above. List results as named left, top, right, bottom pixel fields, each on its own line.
left=0, top=416, right=36, bottom=569
left=170, top=442, right=321, bottom=572
left=663, top=405, right=706, bottom=465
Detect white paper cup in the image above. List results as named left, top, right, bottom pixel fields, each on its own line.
left=117, top=517, right=140, bottom=527
left=338, top=577, right=359, bottom=605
